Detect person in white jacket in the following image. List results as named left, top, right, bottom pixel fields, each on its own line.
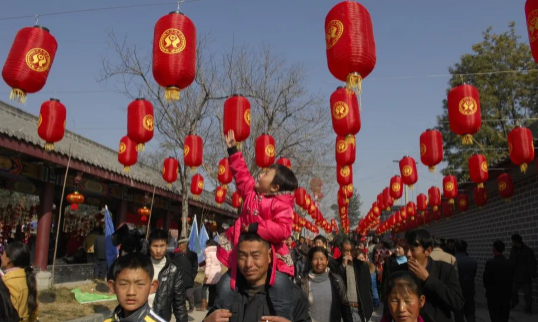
left=197, top=240, right=222, bottom=311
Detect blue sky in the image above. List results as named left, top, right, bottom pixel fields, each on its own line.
left=0, top=1, right=529, bottom=218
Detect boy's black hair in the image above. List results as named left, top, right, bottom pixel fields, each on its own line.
left=405, top=229, right=433, bottom=250
left=112, top=252, right=154, bottom=281
left=384, top=271, right=423, bottom=305
left=511, top=234, right=523, bottom=244
left=455, top=240, right=468, bottom=253
left=268, top=163, right=298, bottom=192
left=308, top=246, right=329, bottom=263
left=313, top=235, right=327, bottom=246
left=206, top=239, right=217, bottom=247
left=238, top=232, right=270, bottom=250
left=493, top=240, right=505, bottom=253
left=148, top=229, right=168, bottom=245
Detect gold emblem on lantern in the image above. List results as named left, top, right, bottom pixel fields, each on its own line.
left=159, top=28, right=186, bottom=54
left=420, top=143, right=427, bottom=157
left=347, top=184, right=353, bottom=193
left=402, top=165, right=413, bottom=177
left=445, top=182, right=454, bottom=191
left=162, top=166, right=166, bottom=174
left=528, top=9, right=538, bottom=42
left=326, top=20, right=344, bottom=50
left=509, top=142, right=513, bottom=154
left=25, top=48, right=51, bottom=72
left=481, top=161, right=488, bottom=172
left=37, top=114, right=42, bottom=128
left=143, top=115, right=154, bottom=131
left=333, top=101, right=349, bottom=120
left=407, top=207, right=412, bottom=213
left=337, top=140, right=347, bottom=153
left=340, top=166, right=350, bottom=177
left=244, top=109, right=251, bottom=126
left=498, top=181, right=507, bottom=191
left=197, top=181, right=204, bottom=189
left=217, top=190, right=224, bottom=197
left=340, top=207, right=346, bottom=215
left=392, top=183, right=401, bottom=192
left=218, top=165, right=226, bottom=175
left=458, top=97, right=478, bottom=115
left=345, top=135, right=355, bottom=147
left=373, top=206, right=379, bottom=214
left=184, top=145, right=190, bottom=157
left=265, top=144, right=275, bottom=157
left=119, top=142, right=126, bottom=154
left=459, top=199, right=467, bottom=207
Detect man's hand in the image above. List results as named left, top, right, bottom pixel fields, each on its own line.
left=204, top=309, right=232, bottom=322
left=260, top=316, right=292, bottom=322
left=408, top=258, right=429, bottom=281
left=343, top=255, right=353, bottom=267
left=225, top=130, right=237, bottom=148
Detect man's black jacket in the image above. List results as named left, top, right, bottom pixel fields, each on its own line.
left=509, top=244, right=537, bottom=283
left=483, top=255, right=515, bottom=301
left=152, top=254, right=188, bottom=322
left=335, top=257, right=373, bottom=322
left=394, top=257, right=464, bottom=322
left=173, top=249, right=198, bottom=288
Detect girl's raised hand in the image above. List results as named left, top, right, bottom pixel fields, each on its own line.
left=225, top=129, right=237, bottom=148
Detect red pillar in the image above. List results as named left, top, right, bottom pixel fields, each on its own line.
left=117, top=200, right=128, bottom=227
left=164, top=211, right=173, bottom=232
left=34, top=182, right=54, bottom=271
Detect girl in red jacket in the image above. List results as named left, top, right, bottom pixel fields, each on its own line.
left=214, top=130, right=298, bottom=320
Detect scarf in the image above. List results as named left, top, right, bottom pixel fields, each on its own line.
left=308, top=269, right=329, bottom=283
left=396, top=255, right=407, bottom=265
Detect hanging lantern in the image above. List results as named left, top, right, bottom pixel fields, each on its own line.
left=162, top=157, right=179, bottom=187
left=184, top=135, right=203, bottom=171
left=218, top=158, right=232, bottom=188
left=442, top=175, right=458, bottom=204
left=525, top=0, right=538, bottom=63
left=37, top=98, right=66, bottom=151
left=497, top=173, right=514, bottom=202
left=399, top=156, right=418, bottom=189
left=190, top=174, right=204, bottom=199
left=372, top=202, right=381, bottom=217
left=66, top=191, right=84, bottom=211
left=383, top=187, right=393, bottom=211
left=152, top=11, right=196, bottom=102
left=231, top=191, right=242, bottom=209
left=127, top=98, right=154, bottom=152
left=419, top=129, right=443, bottom=172
left=325, top=1, right=376, bottom=92
left=215, top=186, right=227, bottom=207
left=442, top=202, right=453, bottom=219
left=330, top=87, right=361, bottom=137
left=428, top=186, right=441, bottom=212
left=390, top=175, right=403, bottom=200
left=338, top=195, right=349, bottom=208
left=457, top=194, right=469, bottom=212
left=118, top=135, right=138, bottom=172
left=508, top=126, right=534, bottom=173
left=255, top=134, right=276, bottom=168
left=138, top=206, right=151, bottom=222
left=295, top=187, right=307, bottom=208
left=223, top=94, right=251, bottom=147
left=377, top=193, right=385, bottom=211
left=341, top=184, right=353, bottom=198
left=276, top=157, right=292, bottom=169
left=417, top=193, right=428, bottom=216
left=399, top=208, right=408, bottom=223
left=474, top=186, right=488, bottom=208
left=2, top=26, right=58, bottom=104
left=304, top=194, right=312, bottom=210
left=448, top=84, right=481, bottom=145
left=407, top=202, right=416, bottom=220
left=468, top=154, right=488, bottom=188
left=337, top=164, right=353, bottom=186
left=335, top=134, right=356, bottom=166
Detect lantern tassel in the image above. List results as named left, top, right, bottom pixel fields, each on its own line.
left=449, top=199, right=454, bottom=204
left=346, top=73, right=362, bottom=94
left=520, top=163, right=528, bottom=173
left=136, top=143, right=145, bottom=152
left=124, top=166, right=130, bottom=173
left=409, top=184, right=414, bottom=190
left=433, top=206, right=438, bottom=211
left=9, top=88, right=27, bottom=104
left=462, top=134, right=473, bottom=145
left=477, top=183, right=484, bottom=189
left=165, top=86, right=180, bottom=102
left=237, top=142, right=242, bottom=150
left=505, top=198, right=511, bottom=203
left=193, top=195, right=199, bottom=200
left=167, top=183, right=172, bottom=188
left=44, top=142, right=55, bottom=152
left=428, top=166, right=436, bottom=173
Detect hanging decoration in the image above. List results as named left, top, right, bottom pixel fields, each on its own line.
left=474, top=186, right=488, bottom=208
left=468, top=154, right=488, bottom=188
left=417, top=193, right=428, bottom=216
left=337, top=164, right=353, bottom=186
left=497, top=173, right=514, bottom=202
left=341, top=184, right=353, bottom=199
left=399, top=156, right=418, bottom=189
left=2, top=25, right=58, bottom=104
left=190, top=174, right=204, bottom=199
left=442, top=201, right=453, bottom=219
left=255, top=134, right=276, bottom=168
left=382, top=187, right=394, bottom=211
left=276, top=158, right=292, bottom=169
left=442, top=175, right=458, bottom=204
left=118, top=135, right=138, bottom=172
left=295, top=187, right=307, bottom=208
left=335, top=135, right=356, bottom=166
left=389, top=175, right=403, bottom=201
left=184, top=135, right=203, bottom=171
left=407, top=201, right=416, bottom=220
left=152, top=10, right=196, bottom=102
left=330, top=87, right=361, bottom=137
left=215, top=186, right=227, bottom=207
left=138, top=206, right=150, bottom=222
left=419, top=129, right=443, bottom=172
left=428, top=186, right=441, bottom=212
left=218, top=158, right=232, bottom=188
left=325, top=1, right=376, bottom=93
left=37, top=98, right=66, bottom=151
left=127, top=98, right=154, bottom=152
left=223, top=94, right=251, bottom=148
left=448, top=84, right=481, bottom=145
left=231, top=191, right=242, bottom=210
left=162, top=157, right=179, bottom=187
left=525, top=0, right=538, bottom=63
left=66, top=191, right=84, bottom=211
left=508, top=126, right=534, bottom=173
left=457, top=194, right=469, bottom=212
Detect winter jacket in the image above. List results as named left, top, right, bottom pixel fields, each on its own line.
left=509, top=244, right=537, bottom=283
left=94, top=235, right=107, bottom=260
left=335, top=257, right=374, bottom=322
left=483, top=255, right=514, bottom=302
left=151, top=254, right=188, bottom=322
left=382, top=254, right=403, bottom=298
left=217, top=148, right=294, bottom=290
left=380, top=314, right=425, bottom=322
left=203, top=246, right=222, bottom=285
left=455, top=252, right=477, bottom=296
left=104, top=302, right=166, bottom=322
left=172, top=249, right=198, bottom=289
left=300, top=271, right=353, bottom=322
left=429, top=247, right=457, bottom=267
left=2, top=268, right=37, bottom=322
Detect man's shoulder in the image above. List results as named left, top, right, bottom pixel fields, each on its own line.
left=146, top=309, right=167, bottom=322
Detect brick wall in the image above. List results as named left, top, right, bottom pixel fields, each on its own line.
left=422, top=171, right=538, bottom=308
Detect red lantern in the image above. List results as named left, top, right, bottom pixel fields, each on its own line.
left=383, top=187, right=393, bottom=211
left=407, top=202, right=416, bottom=220
left=497, top=173, right=514, bottom=201
left=420, top=129, right=443, bottom=172
left=325, top=1, right=376, bottom=92
left=162, top=157, right=179, bottom=187
left=448, top=84, right=481, bottom=145
left=399, top=156, right=418, bottom=189
left=184, top=135, right=203, bottom=171
left=2, top=26, right=58, bottom=104
left=457, top=194, right=469, bottom=212
left=118, top=136, right=138, bottom=172
left=442, top=175, right=458, bottom=204
left=442, top=202, right=453, bottom=219
left=468, top=154, right=488, bottom=188
left=218, top=158, right=232, bottom=188
left=66, top=191, right=84, bottom=211
left=508, top=126, right=534, bottom=173
left=232, top=191, right=242, bottom=209
left=390, top=176, right=403, bottom=200
left=474, top=186, right=488, bottom=208
left=127, top=98, right=154, bottom=152
left=295, top=188, right=307, bottom=208
left=138, top=206, right=150, bottom=222
left=223, top=94, right=251, bottom=146
left=340, top=184, right=353, bottom=198
left=377, top=193, right=385, bottom=211
left=525, top=0, right=538, bottom=63
left=335, top=135, right=356, bottom=166
left=417, top=194, right=428, bottom=215
left=337, top=164, right=353, bottom=186
left=330, top=87, right=361, bottom=137
left=338, top=195, right=349, bottom=208
left=37, top=98, right=66, bottom=151
left=276, top=158, right=292, bottom=169
left=428, top=186, right=441, bottom=212
left=372, top=202, right=381, bottom=217
left=190, top=174, right=204, bottom=199
left=152, top=11, right=196, bottom=102
left=255, top=134, right=276, bottom=168
left=215, top=186, right=227, bottom=206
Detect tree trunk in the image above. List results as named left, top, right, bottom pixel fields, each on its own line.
left=180, top=167, right=189, bottom=239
